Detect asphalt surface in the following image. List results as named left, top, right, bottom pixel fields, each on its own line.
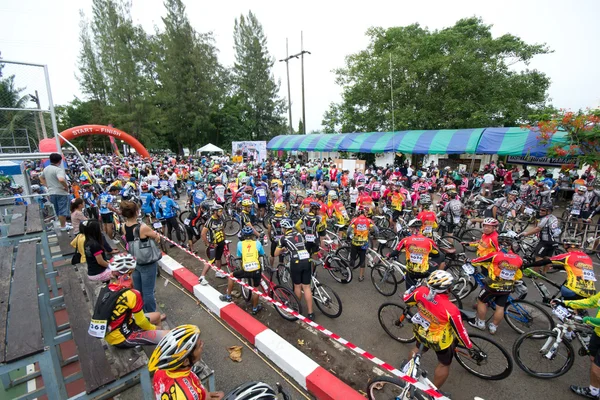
left=162, top=196, right=597, bottom=400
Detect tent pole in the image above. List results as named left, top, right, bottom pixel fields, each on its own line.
left=469, top=155, right=476, bottom=174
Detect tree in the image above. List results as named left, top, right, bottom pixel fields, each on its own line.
left=297, top=119, right=304, bottom=135
left=525, top=108, right=600, bottom=170
left=232, top=11, right=286, bottom=141
left=0, top=63, right=39, bottom=148
left=326, top=17, right=552, bottom=132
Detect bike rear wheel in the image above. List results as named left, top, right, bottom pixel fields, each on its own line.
left=313, top=283, right=342, bottom=318
left=512, top=329, right=575, bottom=378
left=504, top=299, right=555, bottom=335
left=367, top=376, right=431, bottom=400
left=178, top=210, right=191, bottom=224
left=223, top=218, right=241, bottom=237
left=272, top=285, right=302, bottom=321
left=371, top=264, right=398, bottom=296
left=326, top=256, right=353, bottom=284
left=335, top=245, right=359, bottom=269
left=454, top=333, right=513, bottom=380
left=276, top=264, right=293, bottom=290
left=241, top=278, right=252, bottom=302
left=377, top=303, right=415, bottom=343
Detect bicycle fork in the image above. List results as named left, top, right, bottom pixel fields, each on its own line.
left=540, top=328, right=564, bottom=360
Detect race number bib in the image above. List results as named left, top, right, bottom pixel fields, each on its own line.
left=583, top=269, right=597, bottom=282
left=298, top=249, right=310, bottom=260
left=184, top=218, right=190, bottom=225
left=88, top=318, right=107, bottom=338
left=524, top=207, right=534, bottom=216
left=305, top=234, right=316, bottom=242
left=100, top=199, right=107, bottom=208
left=411, top=313, right=430, bottom=330
left=409, top=253, right=424, bottom=264
left=552, top=305, right=571, bottom=322
left=453, top=216, right=461, bottom=224
left=243, top=261, right=260, bottom=272
left=153, top=221, right=163, bottom=229
left=571, top=209, right=581, bottom=216
left=423, top=226, right=432, bottom=235
left=499, top=269, right=516, bottom=280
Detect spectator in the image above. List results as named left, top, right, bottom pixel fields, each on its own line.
left=482, top=169, right=495, bottom=198
left=40, top=153, right=70, bottom=229
left=70, top=198, right=88, bottom=235
left=83, top=220, right=112, bottom=283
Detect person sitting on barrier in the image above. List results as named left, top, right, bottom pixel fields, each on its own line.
left=84, top=220, right=115, bottom=283
left=94, top=253, right=169, bottom=348
left=219, top=226, right=265, bottom=315
left=149, top=325, right=224, bottom=400
left=70, top=198, right=88, bottom=235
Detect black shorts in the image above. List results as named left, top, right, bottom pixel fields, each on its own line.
left=213, top=242, right=225, bottom=260
left=588, top=333, right=600, bottom=367
left=271, top=240, right=278, bottom=257
left=478, top=287, right=510, bottom=307
left=232, top=269, right=262, bottom=287
left=318, top=230, right=326, bottom=237
left=185, top=225, right=200, bottom=239
left=372, top=199, right=379, bottom=206
left=291, top=261, right=311, bottom=285
left=416, top=337, right=455, bottom=366
left=392, top=210, right=402, bottom=222
left=580, top=210, right=591, bottom=219
left=305, top=242, right=319, bottom=255
left=534, top=241, right=558, bottom=258
left=101, top=213, right=113, bottom=224
left=257, top=203, right=267, bottom=209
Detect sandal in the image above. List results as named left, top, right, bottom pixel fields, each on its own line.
left=358, top=276, right=365, bottom=282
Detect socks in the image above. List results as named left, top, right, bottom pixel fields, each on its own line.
left=589, top=386, right=599, bottom=396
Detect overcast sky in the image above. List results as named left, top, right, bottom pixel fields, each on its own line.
left=2, top=0, right=599, bottom=134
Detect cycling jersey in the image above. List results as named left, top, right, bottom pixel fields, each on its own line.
left=394, top=234, right=439, bottom=274
left=328, top=201, right=349, bottom=225
left=348, top=215, right=375, bottom=247
left=551, top=251, right=596, bottom=298
left=572, top=193, right=589, bottom=214
left=237, top=240, right=265, bottom=272
left=538, top=214, right=561, bottom=242
left=269, top=214, right=285, bottom=241
left=489, top=197, right=518, bottom=217
left=357, top=193, right=374, bottom=213
left=518, top=184, right=532, bottom=201
left=348, top=187, right=359, bottom=204
left=204, top=216, right=225, bottom=244
left=157, top=197, right=179, bottom=219
left=153, top=368, right=206, bottom=400
left=403, top=286, right=473, bottom=351
left=390, top=191, right=405, bottom=211
left=296, top=213, right=321, bottom=243
left=192, top=189, right=206, bottom=206
left=254, top=183, right=269, bottom=204
left=469, top=231, right=499, bottom=258
left=104, top=283, right=156, bottom=346
left=99, top=193, right=115, bottom=214
left=471, top=250, right=523, bottom=292
left=213, top=184, right=226, bottom=203
left=158, top=179, right=171, bottom=190
left=277, top=233, right=310, bottom=263
left=370, top=183, right=381, bottom=200
left=140, top=192, right=155, bottom=214
left=565, top=292, right=600, bottom=336
left=302, top=196, right=315, bottom=213
left=417, top=210, right=438, bottom=237
left=83, top=191, right=97, bottom=207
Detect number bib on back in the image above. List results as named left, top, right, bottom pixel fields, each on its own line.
left=499, top=269, right=516, bottom=280
left=88, top=318, right=108, bottom=338
left=411, top=312, right=430, bottom=331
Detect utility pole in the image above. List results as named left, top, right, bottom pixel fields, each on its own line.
left=299, top=31, right=311, bottom=135
left=29, top=90, right=48, bottom=139
left=279, top=38, right=297, bottom=134
left=389, top=54, right=395, bottom=132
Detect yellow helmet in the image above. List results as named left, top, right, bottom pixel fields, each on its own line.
left=241, top=198, right=253, bottom=207
left=148, top=325, right=200, bottom=372
left=274, top=202, right=286, bottom=212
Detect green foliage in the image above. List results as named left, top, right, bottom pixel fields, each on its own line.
left=325, top=17, right=552, bottom=132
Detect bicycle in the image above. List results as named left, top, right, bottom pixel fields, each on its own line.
left=512, top=303, right=593, bottom=379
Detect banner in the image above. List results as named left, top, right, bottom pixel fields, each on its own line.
left=109, top=135, right=122, bottom=158
left=507, top=155, right=578, bottom=167
left=232, top=141, right=267, bottom=162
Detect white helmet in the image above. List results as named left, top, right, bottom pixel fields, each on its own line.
left=109, top=253, right=136, bottom=274
left=427, top=270, right=455, bottom=294
left=148, top=325, right=200, bottom=372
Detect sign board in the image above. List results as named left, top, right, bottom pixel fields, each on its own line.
left=507, top=155, right=579, bottom=167
left=334, top=159, right=365, bottom=175
left=232, top=141, right=267, bottom=162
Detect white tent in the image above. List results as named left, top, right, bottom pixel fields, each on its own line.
left=196, top=143, right=224, bottom=154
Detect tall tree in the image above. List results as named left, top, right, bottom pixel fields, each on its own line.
left=232, top=11, right=286, bottom=141
left=326, top=17, right=551, bottom=132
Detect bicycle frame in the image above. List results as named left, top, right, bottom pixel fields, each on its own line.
left=401, top=343, right=438, bottom=398
left=522, top=267, right=563, bottom=304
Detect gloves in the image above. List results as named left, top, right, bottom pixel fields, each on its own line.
left=583, top=316, right=592, bottom=325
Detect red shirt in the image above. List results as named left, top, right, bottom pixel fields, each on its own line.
left=153, top=369, right=206, bottom=400
left=503, top=171, right=513, bottom=186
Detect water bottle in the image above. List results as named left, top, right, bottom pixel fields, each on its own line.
left=260, top=280, right=269, bottom=293
left=538, top=283, right=551, bottom=299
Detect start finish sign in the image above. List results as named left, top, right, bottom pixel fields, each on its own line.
left=507, top=155, right=579, bottom=167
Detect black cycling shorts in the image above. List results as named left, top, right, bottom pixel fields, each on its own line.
left=213, top=242, right=225, bottom=261
left=185, top=225, right=201, bottom=240
left=416, top=337, right=455, bottom=366
left=233, top=269, right=261, bottom=287
left=305, top=242, right=319, bottom=255
left=588, top=333, right=600, bottom=367
left=257, top=203, right=267, bottom=209
left=101, top=213, right=114, bottom=224
left=392, top=210, right=402, bottom=222
left=291, top=261, right=311, bottom=285
left=477, top=287, right=510, bottom=307
left=534, top=241, right=558, bottom=258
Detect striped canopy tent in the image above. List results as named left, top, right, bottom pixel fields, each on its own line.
left=475, top=127, right=570, bottom=156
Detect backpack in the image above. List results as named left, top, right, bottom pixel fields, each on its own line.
left=88, top=285, right=128, bottom=338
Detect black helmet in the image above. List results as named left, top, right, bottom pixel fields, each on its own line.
left=539, top=202, right=553, bottom=212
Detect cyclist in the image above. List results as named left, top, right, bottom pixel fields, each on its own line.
left=274, top=219, right=314, bottom=321
left=440, top=189, right=463, bottom=234
left=93, top=253, right=169, bottom=348
left=518, top=176, right=533, bottom=202
left=469, top=232, right=523, bottom=334
left=253, top=177, right=269, bottom=221
left=82, top=183, right=99, bottom=221
left=302, top=189, right=316, bottom=214
left=389, top=219, right=440, bottom=289
left=197, top=205, right=228, bottom=285
left=295, top=202, right=322, bottom=260
left=155, top=188, right=183, bottom=247
left=416, top=198, right=438, bottom=237
left=219, top=226, right=265, bottom=315
left=213, top=177, right=227, bottom=206
left=485, top=190, right=519, bottom=220
left=268, top=202, right=287, bottom=267
left=328, top=191, right=350, bottom=226
left=387, top=183, right=406, bottom=232
left=347, top=207, right=378, bottom=282
left=239, top=198, right=260, bottom=238
left=356, top=185, right=374, bottom=216
left=149, top=325, right=225, bottom=400
left=403, top=270, right=472, bottom=390
left=519, top=202, right=561, bottom=265
left=139, top=182, right=155, bottom=224
left=271, top=181, right=283, bottom=204
left=99, top=185, right=120, bottom=239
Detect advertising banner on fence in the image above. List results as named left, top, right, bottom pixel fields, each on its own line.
left=232, top=141, right=267, bottom=162
left=507, top=155, right=579, bottom=167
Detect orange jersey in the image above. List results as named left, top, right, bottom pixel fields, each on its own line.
left=328, top=201, right=349, bottom=225
left=417, top=210, right=438, bottom=236
left=473, top=232, right=499, bottom=257
left=390, top=192, right=405, bottom=211
left=349, top=215, right=374, bottom=246
left=472, top=250, right=523, bottom=292
left=153, top=369, right=206, bottom=400
left=396, top=234, right=439, bottom=274
left=551, top=251, right=596, bottom=297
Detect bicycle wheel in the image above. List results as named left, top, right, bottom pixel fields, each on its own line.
left=374, top=217, right=390, bottom=229
left=313, top=283, right=342, bottom=318
left=504, top=299, right=555, bottom=335
left=179, top=210, right=191, bottom=224
left=177, top=222, right=188, bottom=243
left=276, top=264, right=293, bottom=290
left=223, top=218, right=241, bottom=237
left=367, top=376, right=430, bottom=400
left=240, top=278, right=252, bottom=302
left=377, top=303, right=415, bottom=343
left=460, top=229, right=482, bottom=253
left=454, top=333, right=513, bottom=380
left=439, top=235, right=466, bottom=254
left=335, top=245, right=359, bottom=269
left=326, top=256, right=353, bottom=284
left=512, top=329, right=575, bottom=378
left=448, top=289, right=463, bottom=309
left=272, top=286, right=302, bottom=321
left=446, top=264, right=475, bottom=300
left=371, top=264, right=398, bottom=296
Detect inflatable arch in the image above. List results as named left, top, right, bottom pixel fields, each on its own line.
left=38, top=124, right=150, bottom=158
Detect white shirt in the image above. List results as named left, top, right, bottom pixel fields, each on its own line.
left=483, top=173, right=495, bottom=184
left=349, top=187, right=359, bottom=203
left=407, top=167, right=414, bottom=177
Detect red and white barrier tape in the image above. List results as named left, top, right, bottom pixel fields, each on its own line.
left=157, top=232, right=446, bottom=399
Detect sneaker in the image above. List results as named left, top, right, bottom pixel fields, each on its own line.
left=307, top=313, right=315, bottom=321
left=252, top=304, right=263, bottom=315
left=169, top=244, right=175, bottom=248
left=570, top=385, right=600, bottom=399
left=215, top=271, right=228, bottom=279
left=468, top=319, right=485, bottom=331
left=198, top=276, right=208, bottom=286
left=488, top=322, right=498, bottom=335
left=219, top=294, right=232, bottom=302
left=358, top=276, right=365, bottom=282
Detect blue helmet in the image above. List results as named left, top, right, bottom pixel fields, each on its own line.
left=261, top=175, right=268, bottom=182
left=240, top=226, right=254, bottom=237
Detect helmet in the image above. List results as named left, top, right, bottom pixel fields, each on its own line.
left=261, top=175, right=268, bottom=182
left=240, top=226, right=254, bottom=237
left=328, top=191, right=338, bottom=200
left=148, top=325, right=200, bottom=372
left=224, top=381, right=277, bottom=400
left=309, top=201, right=320, bottom=210
left=578, top=186, right=588, bottom=192
left=274, top=202, right=286, bottom=212
left=498, top=232, right=515, bottom=246
left=563, top=236, right=581, bottom=247
left=30, top=184, right=40, bottom=191
left=539, top=202, right=553, bottom=212
left=306, top=189, right=314, bottom=195
left=130, top=176, right=137, bottom=182
left=109, top=253, right=137, bottom=275
left=10, top=184, right=22, bottom=190
left=140, top=182, right=149, bottom=190
left=241, top=199, right=253, bottom=207
left=420, top=194, right=431, bottom=204
left=280, top=219, right=294, bottom=230
left=211, top=204, right=223, bottom=212
left=426, top=270, right=455, bottom=294
left=508, top=190, right=519, bottom=196
left=407, top=218, right=422, bottom=228
left=271, top=182, right=279, bottom=187
left=482, top=218, right=499, bottom=226
left=447, top=189, right=457, bottom=197
left=331, top=182, right=339, bottom=189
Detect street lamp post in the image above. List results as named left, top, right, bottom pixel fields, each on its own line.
left=279, top=39, right=297, bottom=135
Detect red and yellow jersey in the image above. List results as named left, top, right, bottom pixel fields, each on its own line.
left=227, top=182, right=238, bottom=194
left=472, top=251, right=523, bottom=292
left=357, top=193, right=374, bottom=210
left=472, top=232, right=499, bottom=258
left=390, top=192, right=405, bottom=211
left=302, top=196, right=315, bottom=212
left=551, top=251, right=596, bottom=298
left=396, top=234, right=439, bottom=274
left=105, top=284, right=155, bottom=346
left=317, top=201, right=328, bottom=232
left=417, top=210, right=438, bottom=236
left=153, top=369, right=206, bottom=400
left=328, top=201, right=349, bottom=225
left=349, top=215, right=374, bottom=246
left=403, top=286, right=472, bottom=351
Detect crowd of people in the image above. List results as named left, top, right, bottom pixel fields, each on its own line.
left=12, top=150, right=600, bottom=399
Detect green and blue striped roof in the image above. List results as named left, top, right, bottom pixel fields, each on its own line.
left=267, top=127, right=569, bottom=156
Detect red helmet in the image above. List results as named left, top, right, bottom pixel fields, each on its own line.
left=140, top=182, right=149, bottom=190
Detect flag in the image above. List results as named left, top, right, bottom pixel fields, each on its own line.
left=109, top=136, right=122, bottom=158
